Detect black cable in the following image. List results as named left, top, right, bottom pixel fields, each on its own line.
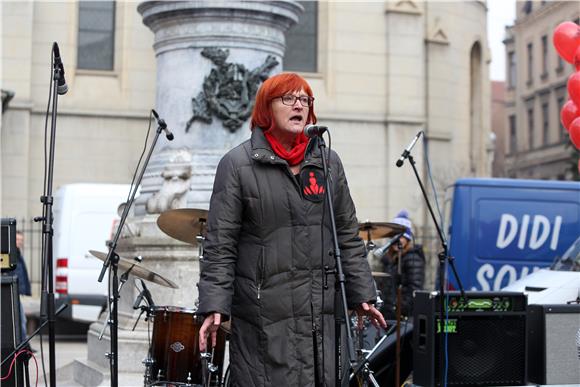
left=125, top=112, right=154, bottom=205
left=421, top=134, right=450, bottom=386
left=422, top=136, right=447, bottom=242
left=103, top=114, right=153, bottom=342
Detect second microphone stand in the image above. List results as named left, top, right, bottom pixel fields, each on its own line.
left=401, top=152, right=465, bottom=386
left=96, top=117, right=168, bottom=387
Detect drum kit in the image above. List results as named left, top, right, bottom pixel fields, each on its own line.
left=89, top=208, right=405, bottom=387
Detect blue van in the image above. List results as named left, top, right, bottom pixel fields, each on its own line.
left=445, top=178, right=580, bottom=291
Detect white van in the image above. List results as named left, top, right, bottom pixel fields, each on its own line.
left=53, top=183, right=131, bottom=322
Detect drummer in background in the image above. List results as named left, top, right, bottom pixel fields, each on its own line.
left=197, top=72, right=386, bottom=386
left=377, top=210, right=425, bottom=320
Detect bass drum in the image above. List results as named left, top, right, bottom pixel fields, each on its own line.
left=148, top=306, right=226, bottom=386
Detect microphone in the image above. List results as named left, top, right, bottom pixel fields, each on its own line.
left=52, top=42, right=68, bottom=95
left=152, top=109, right=174, bottom=141
left=395, top=130, right=423, bottom=167
left=139, top=279, right=155, bottom=307
left=304, top=124, right=328, bottom=138
left=372, top=232, right=404, bottom=259
left=132, top=290, right=144, bottom=310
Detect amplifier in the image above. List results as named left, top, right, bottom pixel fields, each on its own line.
left=528, top=303, right=580, bottom=384
left=413, top=291, right=527, bottom=387
left=1, top=275, right=24, bottom=387
left=1, top=218, right=17, bottom=271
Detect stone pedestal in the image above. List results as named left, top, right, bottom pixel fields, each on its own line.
left=134, top=0, right=303, bottom=215
left=77, top=1, right=302, bottom=384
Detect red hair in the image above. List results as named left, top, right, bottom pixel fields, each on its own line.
left=250, top=72, right=317, bottom=130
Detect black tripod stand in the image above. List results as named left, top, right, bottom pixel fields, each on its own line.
left=396, top=131, right=465, bottom=386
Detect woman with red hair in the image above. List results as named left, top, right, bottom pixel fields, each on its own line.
left=198, top=72, right=385, bottom=386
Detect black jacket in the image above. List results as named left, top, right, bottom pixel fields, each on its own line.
left=15, top=249, right=31, bottom=296
left=198, top=128, right=376, bottom=386
left=379, top=245, right=425, bottom=320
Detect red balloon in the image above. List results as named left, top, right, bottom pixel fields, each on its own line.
left=569, top=117, right=580, bottom=150
left=568, top=72, right=580, bottom=108
left=574, top=45, right=580, bottom=71
left=553, top=21, right=580, bottom=64
left=561, top=100, right=580, bottom=131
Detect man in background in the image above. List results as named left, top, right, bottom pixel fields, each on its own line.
left=15, top=231, right=31, bottom=342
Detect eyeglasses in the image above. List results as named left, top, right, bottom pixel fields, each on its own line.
left=276, top=94, right=314, bottom=107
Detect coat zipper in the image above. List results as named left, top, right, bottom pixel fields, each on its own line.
left=257, top=247, right=265, bottom=300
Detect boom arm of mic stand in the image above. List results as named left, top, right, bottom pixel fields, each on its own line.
left=405, top=154, right=465, bottom=296
left=97, top=122, right=165, bottom=283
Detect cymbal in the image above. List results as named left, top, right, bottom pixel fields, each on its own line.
left=371, top=271, right=391, bottom=278
left=358, top=221, right=406, bottom=240
left=89, top=250, right=179, bottom=289
left=157, top=208, right=209, bottom=245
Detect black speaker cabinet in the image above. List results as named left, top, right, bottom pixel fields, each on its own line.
left=1, top=275, right=24, bottom=387
left=1, top=218, right=17, bottom=271
left=413, top=291, right=527, bottom=387
left=528, top=303, right=580, bottom=384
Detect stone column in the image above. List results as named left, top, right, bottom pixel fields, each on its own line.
left=80, top=1, right=302, bottom=383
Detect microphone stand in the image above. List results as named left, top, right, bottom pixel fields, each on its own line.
left=96, top=117, right=168, bottom=387
left=399, top=152, right=465, bottom=386
left=394, top=239, right=403, bottom=387
left=315, top=136, right=359, bottom=387
left=34, top=48, right=66, bottom=387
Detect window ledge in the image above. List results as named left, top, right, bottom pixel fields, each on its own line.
left=76, top=69, right=118, bottom=77
left=526, top=79, right=533, bottom=87
left=540, top=72, right=548, bottom=81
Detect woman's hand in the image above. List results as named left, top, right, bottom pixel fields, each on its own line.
left=354, top=302, right=387, bottom=330
left=199, top=312, right=222, bottom=352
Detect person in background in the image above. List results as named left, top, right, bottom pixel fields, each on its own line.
left=15, top=231, right=32, bottom=342
left=378, top=210, right=425, bottom=320
left=197, top=72, right=386, bottom=386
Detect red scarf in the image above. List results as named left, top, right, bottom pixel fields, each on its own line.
left=263, top=127, right=309, bottom=166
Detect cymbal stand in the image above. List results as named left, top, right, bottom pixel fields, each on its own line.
left=364, top=230, right=376, bottom=252
left=96, top=115, right=168, bottom=387
left=99, top=268, right=133, bottom=340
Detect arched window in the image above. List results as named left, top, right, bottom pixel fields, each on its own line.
left=469, top=42, right=482, bottom=174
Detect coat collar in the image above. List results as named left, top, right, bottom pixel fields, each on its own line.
left=250, top=128, right=323, bottom=168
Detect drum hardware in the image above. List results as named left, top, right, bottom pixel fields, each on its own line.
left=358, top=221, right=406, bottom=241
left=98, top=266, right=133, bottom=340
left=131, top=279, right=155, bottom=331
left=89, top=250, right=179, bottom=289
left=156, top=208, right=209, bottom=245
left=196, top=234, right=205, bottom=261
left=142, top=357, right=155, bottom=386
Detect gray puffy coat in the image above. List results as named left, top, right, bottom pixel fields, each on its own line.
left=198, top=128, right=376, bottom=386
